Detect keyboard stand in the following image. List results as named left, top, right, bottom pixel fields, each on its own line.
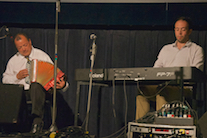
left=74, top=81, right=108, bottom=126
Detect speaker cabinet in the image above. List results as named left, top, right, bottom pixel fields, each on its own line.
left=0, top=84, right=26, bottom=124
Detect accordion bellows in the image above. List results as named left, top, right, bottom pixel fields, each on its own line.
left=30, top=59, right=65, bottom=91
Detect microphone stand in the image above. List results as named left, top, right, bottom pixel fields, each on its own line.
left=85, top=35, right=97, bottom=132
left=49, top=0, right=60, bottom=132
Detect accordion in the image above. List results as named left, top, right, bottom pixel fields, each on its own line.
left=29, top=59, right=65, bottom=91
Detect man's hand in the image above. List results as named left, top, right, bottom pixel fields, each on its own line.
left=55, top=77, right=66, bottom=89
left=16, top=69, right=29, bottom=80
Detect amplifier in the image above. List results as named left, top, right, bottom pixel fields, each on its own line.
left=128, top=122, right=196, bottom=138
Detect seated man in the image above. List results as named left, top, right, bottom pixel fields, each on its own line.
left=136, top=16, right=204, bottom=120
left=2, top=33, right=69, bottom=134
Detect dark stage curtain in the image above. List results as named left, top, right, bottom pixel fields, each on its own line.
left=0, top=28, right=206, bottom=137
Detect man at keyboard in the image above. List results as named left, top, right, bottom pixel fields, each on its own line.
left=136, top=17, right=204, bottom=120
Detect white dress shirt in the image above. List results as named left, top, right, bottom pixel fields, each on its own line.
left=2, top=46, right=68, bottom=91
left=154, top=40, right=204, bottom=71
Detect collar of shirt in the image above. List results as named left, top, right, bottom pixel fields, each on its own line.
left=172, top=40, right=192, bottom=48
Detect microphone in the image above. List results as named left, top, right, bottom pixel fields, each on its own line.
left=89, top=33, right=97, bottom=60
left=0, top=26, right=12, bottom=40
left=5, top=27, right=13, bottom=39
left=5, top=27, right=9, bottom=33
left=90, top=34, right=97, bottom=40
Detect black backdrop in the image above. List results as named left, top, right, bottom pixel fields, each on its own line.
left=0, top=28, right=207, bottom=137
